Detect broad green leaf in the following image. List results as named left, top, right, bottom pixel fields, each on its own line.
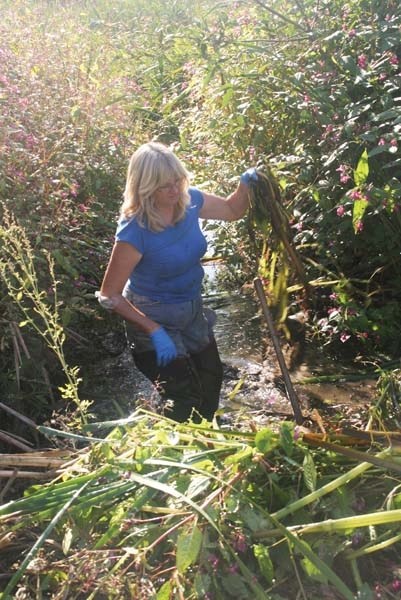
left=301, top=555, right=329, bottom=584
left=176, top=525, right=203, bottom=573
left=156, top=580, right=172, bottom=600
left=280, top=422, right=294, bottom=457
left=255, top=428, right=278, bottom=454
left=194, top=572, right=211, bottom=599
left=253, top=544, right=274, bottom=583
left=240, top=505, right=270, bottom=532
left=224, top=445, right=253, bottom=465
left=303, top=451, right=317, bottom=492
left=356, top=583, right=375, bottom=599
left=368, top=145, right=387, bottom=158
left=221, top=86, right=233, bottom=108
left=352, top=199, right=368, bottom=233
left=354, top=149, right=369, bottom=187
left=221, top=573, right=249, bottom=599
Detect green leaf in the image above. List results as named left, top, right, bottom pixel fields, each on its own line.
left=221, top=86, right=234, bottom=108
left=156, top=580, right=172, bottom=600
left=255, top=428, right=278, bottom=454
left=280, top=422, right=294, bottom=457
left=224, top=445, right=253, bottom=465
left=301, top=555, right=329, bottom=584
left=194, top=572, right=211, bottom=598
left=253, top=544, right=274, bottom=583
left=356, top=583, right=375, bottom=599
left=221, top=573, right=249, bottom=599
left=352, top=199, right=368, bottom=233
left=240, top=505, right=270, bottom=532
left=354, top=149, right=369, bottom=187
left=303, top=452, right=317, bottom=492
left=176, top=525, right=203, bottom=573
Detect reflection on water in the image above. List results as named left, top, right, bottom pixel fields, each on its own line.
left=202, top=263, right=377, bottom=408
left=202, top=262, right=263, bottom=362
left=205, top=293, right=262, bottom=362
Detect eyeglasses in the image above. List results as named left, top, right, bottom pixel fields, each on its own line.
left=157, top=178, right=182, bottom=192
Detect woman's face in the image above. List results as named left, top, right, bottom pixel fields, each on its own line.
left=153, top=177, right=183, bottom=207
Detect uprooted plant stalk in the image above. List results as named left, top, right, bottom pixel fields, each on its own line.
left=2, top=409, right=401, bottom=599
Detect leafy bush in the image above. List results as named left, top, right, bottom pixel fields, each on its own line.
left=1, top=0, right=401, bottom=413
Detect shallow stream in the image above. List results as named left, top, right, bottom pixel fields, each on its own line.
left=83, top=267, right=377, bottom=427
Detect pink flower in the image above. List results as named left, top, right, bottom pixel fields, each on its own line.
left=348, top=189, right=362, bottom=200
left=348, top=29, right=356, bottom=38
left=389, top=53, right=399, bottom=66
left=70, top=182, right=80, bottom=197
left=390, top=138, right=398, bottom=146
left=337, top=205, right=345, bottom=217
left=336, top=164, right=351, bottom=184
left=378, top=138, right=386, bottom=146
left=340, top=332, right=351, bottom=343
left=356, top=220, right=364, bottom=232
left=357, top=54, right=368, bottom=69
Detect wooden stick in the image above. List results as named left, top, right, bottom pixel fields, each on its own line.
left=0, top=470, right=17, bottom=502
left=0, top=402, right=38, bottom=429
left=0, top=431, right=33, bottom=452
left=0, top=455, right=66, bottom=468
left=0, top=470, right=56, bottom=479
left=254, top=277, right=304, bottom=424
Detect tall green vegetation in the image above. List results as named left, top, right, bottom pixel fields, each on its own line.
left=0, top=0, right=400, bottom=407
left=1, top=410, right=401, bottom=599
left=1, top=3, right=401, bottom=597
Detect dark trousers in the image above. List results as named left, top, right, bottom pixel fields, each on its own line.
left=132, top=338, right=223, bottom=422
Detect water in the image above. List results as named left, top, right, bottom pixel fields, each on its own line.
left=202, top=261, right=263, bottom=361
left=84, top=261, right=377, bottom=422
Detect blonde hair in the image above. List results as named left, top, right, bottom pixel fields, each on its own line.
left=121, top=142, right=191, bottom=232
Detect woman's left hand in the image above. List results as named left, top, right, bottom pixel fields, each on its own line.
left=150, top=327, right=178, bottom=366
left=240, top=167, right=258, bottom=186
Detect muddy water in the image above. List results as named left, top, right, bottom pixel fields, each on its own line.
left=84, top=266, right=377, bottom=423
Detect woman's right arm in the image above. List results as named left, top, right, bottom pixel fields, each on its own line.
left=98, top=241, right=160, bottom=335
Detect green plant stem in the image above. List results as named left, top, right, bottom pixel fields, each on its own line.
left=0, top=481, right=89, bottom=600
left=345, top=531, right=401, bottom=560
left=271, top=448, right=391, bottom=521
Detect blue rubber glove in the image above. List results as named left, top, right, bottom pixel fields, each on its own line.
left=240, top=167, right=258, bottom=185
left=150, top=327, right=178, bottom=367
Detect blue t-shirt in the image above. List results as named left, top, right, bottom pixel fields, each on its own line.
left=115, top=187, right=207, bottom=303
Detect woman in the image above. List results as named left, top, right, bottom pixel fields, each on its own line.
left=97, top=141, right=257, bottom=422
